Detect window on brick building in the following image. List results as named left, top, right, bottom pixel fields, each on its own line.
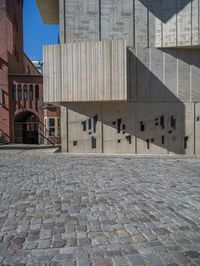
left=29, top=85, right=33, bottom=100
left=23, top=85, right=28, bottom=100
left=17, top=84, right=22, bottom=100
left=48, top=118, right=55, bottom=136
left=0, top=88, right=3, bottom=106
left=16, top=51, right=19, bottom=61
left=35, top=85, right=39, bottom=99
left=12, top=84, right=16, bottom=100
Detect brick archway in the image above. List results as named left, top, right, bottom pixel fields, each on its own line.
left=14, top=111, right=40, bottom=144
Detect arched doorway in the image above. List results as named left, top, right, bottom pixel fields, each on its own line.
left=14, top=111, right=39, bottom=144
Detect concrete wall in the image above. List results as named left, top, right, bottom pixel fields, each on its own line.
left=54, top=0, right=200, bottom=155
left=61, top=102, right=193, bottom=154
left=135, top=0, right=200, bottom=48
left=59, top=0, right=200, bottom=48
left=43, top=40, right=127, bottom=102
left=128, top=48, right=200, bottom=103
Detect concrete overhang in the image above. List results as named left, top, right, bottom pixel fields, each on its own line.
left=36, top=0, right=59, bottom=24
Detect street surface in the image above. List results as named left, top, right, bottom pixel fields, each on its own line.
left=0, top=149, right=199, bottom=265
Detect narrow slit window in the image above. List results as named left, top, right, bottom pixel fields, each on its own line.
left=140, top=121, right=145, bottom=132
left=91, top=136, right=96, bottom=149
left=146, top=139, right=150, bottom=149
left=184, top=136, right=189, bottom=149
left=93, top=115, right=98, bottom=133
left=82, top=121, right=86, bottom=131
left=161, top=136, right=165, bottom=145
left=117, top=119, right=122, bottom=133
left=171, top=116, right=176, bottom=129
left=88, top=119, right=92, bottom=131
left=126, top=135, right=132, bottom=144
left=160, top=115, right=165, bottom=129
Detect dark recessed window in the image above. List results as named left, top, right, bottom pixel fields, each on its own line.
left=161, top=136, right=165, bottom=145
left=117, top=118, right=122, bottom=133
left=93, top=115, right=98, bottom=133
left=126, top=135, right=132, bottom=144
left=88, top=119, right=92, bottom=130
left=17, top=84, right=22, bottom=100
left=73, top=141, right=78, bottom=146
left=82, top=121, right=86, bottom=131
left=171, top=116, right=176, bottom=129
left=140, top=121, right=145, bottom=132
left=23, top=85, right=28, bottom=100
left=29, top=85, right=33, bottom=100
left=184, top=136, right=189, bottom=149
left=12, top=84, right=16, bottom=100
left=146, top=139, right=150, bottom=149
left=160, top=115, right=165, bottom=129
left=35, top=85, right=39, bottom=99
left=91, top=136, right=96, bottom=149
left=49, top=118, right=55, bottom=127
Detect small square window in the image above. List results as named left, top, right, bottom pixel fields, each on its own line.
left=73, top=141, right=78, bottom=146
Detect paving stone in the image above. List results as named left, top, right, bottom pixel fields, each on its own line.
left=112, top=255, right=131, bottom=266
left=23, top=241, right=38, bottom=250
left=183, top=250, right=200, bottom=259
left=78, top=237, right=91, bottom=246
left=0, top=150, right=200, bottom=264
left=38, top=239, right=51, bottom=249
left=171, top=252, right=191, bottom=264
left=126, top=254, right=145, bottom=266
left=93, top=257, right=113, bottom=266
left=153, top=228, right=170, bottom=235
left=52, top=239, right=65, bottom=248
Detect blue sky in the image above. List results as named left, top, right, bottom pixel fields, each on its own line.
left=23, top=0, right=59, bottom=60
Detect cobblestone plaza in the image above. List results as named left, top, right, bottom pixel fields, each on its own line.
left=0, top=149, right=200, bottom=265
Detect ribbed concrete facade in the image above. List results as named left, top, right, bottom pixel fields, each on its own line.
left=43, top=40, right=127, bottom=102
left=37, top=0, right=200, bottom=154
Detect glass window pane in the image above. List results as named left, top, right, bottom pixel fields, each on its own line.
left=18, top=84, right=22, bottom=99
left=29, top=85, right=33, bottom=100
left=35, top=85, right=39, bottom=99
left=23, top=84, right=28, bottom=100
left=49, top=118, right=55, bottom=127
left=12, top=84, right=16, bottom=99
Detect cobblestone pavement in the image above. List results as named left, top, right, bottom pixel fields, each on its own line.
left=0, top=149, right=200, bottom=265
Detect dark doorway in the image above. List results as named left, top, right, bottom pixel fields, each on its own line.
left=14, top=112, right=39, bottom=144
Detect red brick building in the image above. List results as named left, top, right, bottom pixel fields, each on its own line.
left=0, top=0, right=60, bottom=144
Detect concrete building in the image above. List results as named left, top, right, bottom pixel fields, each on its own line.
left=36, top=0, right=200, bottom=154
left=0, top=0, right=60, bottom=145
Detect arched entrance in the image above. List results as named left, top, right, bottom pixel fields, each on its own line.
left=14, top=111, right=39, bottom=144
